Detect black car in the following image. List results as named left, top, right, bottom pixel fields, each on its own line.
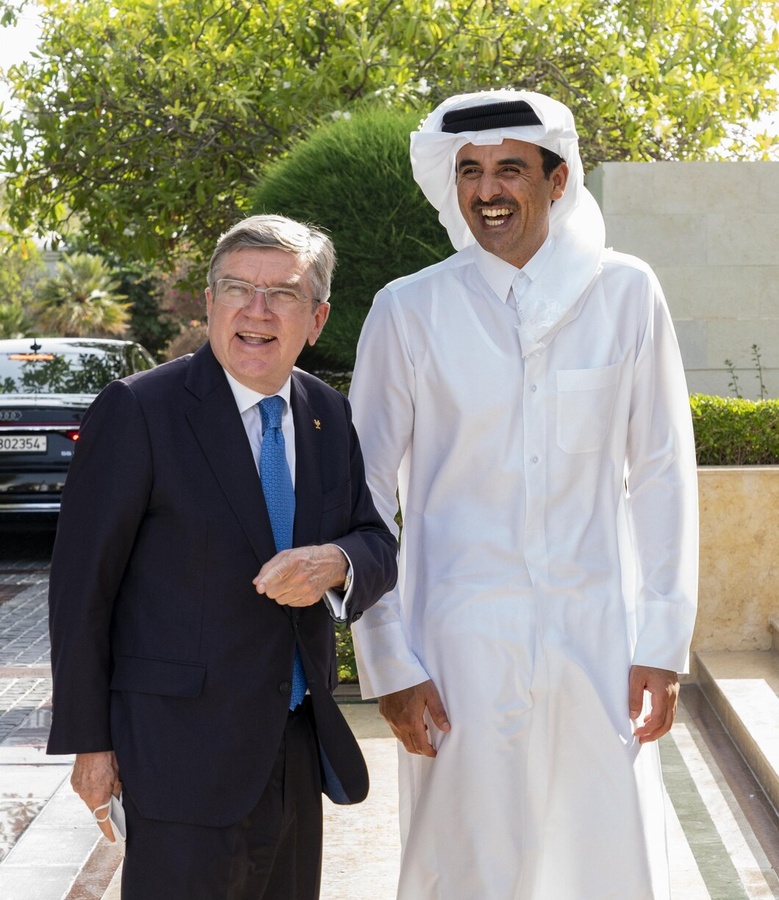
left=0, top=337, right=157, bottom=524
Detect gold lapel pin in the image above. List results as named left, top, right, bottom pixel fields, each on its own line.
left=314, top=419, right=321, bottom=430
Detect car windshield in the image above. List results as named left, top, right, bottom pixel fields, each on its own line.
left=0, top=346, right=129, bottom=394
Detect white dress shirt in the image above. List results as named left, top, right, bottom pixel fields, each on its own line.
left=223, top=369, right=352, bottom=620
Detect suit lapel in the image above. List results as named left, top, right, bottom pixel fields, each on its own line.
left=184, top=344, right=275, bottom=563
left=290, top=373, right=323, bottom=549
left=184, top=353, right=327, bottom=560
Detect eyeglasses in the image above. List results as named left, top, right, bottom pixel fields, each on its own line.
left=213, top=279, right=317, bottom=315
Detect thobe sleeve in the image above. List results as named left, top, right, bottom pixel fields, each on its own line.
left=625, top=270, right=698, bottom=673
left=348, top=288, right=431, bottom=698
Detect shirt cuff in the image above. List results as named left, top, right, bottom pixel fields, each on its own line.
left=323, top=548, right=353, bottom=622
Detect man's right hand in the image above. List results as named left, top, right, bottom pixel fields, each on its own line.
left=378, top=679, right=450, bottom=758
left=71, top=751, right=122, bottom=842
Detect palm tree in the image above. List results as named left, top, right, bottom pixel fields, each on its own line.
left=34, top=252, right=130, bottom=337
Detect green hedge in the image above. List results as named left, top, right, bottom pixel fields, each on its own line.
left=691, top=394, right=779, bottom=465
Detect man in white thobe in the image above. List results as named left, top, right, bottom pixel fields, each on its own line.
left=348, top=89, right=698, bottom=900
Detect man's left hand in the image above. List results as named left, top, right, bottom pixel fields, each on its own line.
left=629, top=665, right=679, bottom=743
left=253, top=544, right=348, bottom=607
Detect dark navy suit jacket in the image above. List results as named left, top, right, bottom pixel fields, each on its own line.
left=47, top=342, right=397, bottom=825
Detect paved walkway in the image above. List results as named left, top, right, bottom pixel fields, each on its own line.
left=0, top=538, right=776, bottom=898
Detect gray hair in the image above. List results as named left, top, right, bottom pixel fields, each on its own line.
left=207, top=214, right=336, bottom=303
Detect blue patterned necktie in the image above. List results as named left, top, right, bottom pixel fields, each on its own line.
left=259, top=395, right=307, bottom=709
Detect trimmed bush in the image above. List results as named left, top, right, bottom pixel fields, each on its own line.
left=691, top=394, right=779, bottom=465
left=250, top=108, right=451, bottom=372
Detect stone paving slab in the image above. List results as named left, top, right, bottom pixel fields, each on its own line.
left=1, top=783, right=100, bottom=894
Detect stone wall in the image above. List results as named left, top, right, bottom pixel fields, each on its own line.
left=693, top=466, right=779, bottom=654
left=588, top=162, right=779, bottom=399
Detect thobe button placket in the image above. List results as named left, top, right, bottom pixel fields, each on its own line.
left=522, top=350, right=549, bottom=581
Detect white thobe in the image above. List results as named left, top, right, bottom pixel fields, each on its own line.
left=349, top=241, right=698, bottom=900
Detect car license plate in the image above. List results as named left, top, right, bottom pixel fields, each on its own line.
left=0, top=435, right=48, bottom=453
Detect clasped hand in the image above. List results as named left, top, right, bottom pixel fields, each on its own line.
left=253, top=543, right=347, bottom=607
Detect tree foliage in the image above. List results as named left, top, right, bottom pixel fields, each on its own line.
left=0, top=237, right=42, bottom=337
left=1, top=0, right=777, bottom=274
left=118, top=270, right=180, bottom=360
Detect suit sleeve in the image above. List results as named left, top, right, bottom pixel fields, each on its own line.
left=48, top=380, right=152, bottom=754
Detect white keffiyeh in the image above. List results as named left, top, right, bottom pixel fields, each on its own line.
left=410, top=90, right=606, bottom=354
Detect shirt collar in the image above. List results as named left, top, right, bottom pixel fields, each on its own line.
left=472, top=233, right=555, bottom=305
left=222, top=369, right=292, bottom=415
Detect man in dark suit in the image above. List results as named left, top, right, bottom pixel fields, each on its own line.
left=47, top=214, right=398, bottom=899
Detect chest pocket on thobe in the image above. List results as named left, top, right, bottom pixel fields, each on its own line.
left=556, top=363, right=621, bottom=454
